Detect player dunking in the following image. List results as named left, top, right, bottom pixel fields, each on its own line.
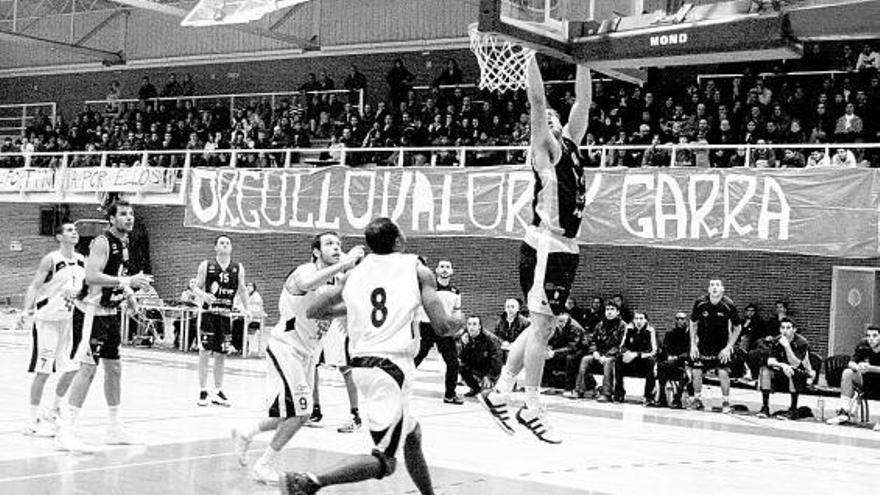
left=480, top=57, right=592, bottom=444
left=279, top=217, right=463, bottom=495
left=192, top=235, right=249, bottom=407
left=20, top=223, right=85, bottom=436
left=56, top=200, right=154, bottom=453
left=232, top=232, right=364, bottom=485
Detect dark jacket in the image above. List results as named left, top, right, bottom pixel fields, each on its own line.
left=621, top=324, right=656, bottom=355
left=590, top=318, right=626, bottom=356
left=460, top=330, right=504, bottom=377
left=660, top=325, right=690, bottom=361
left=548, top=318, right=587, bottom=357
left=494, top=313, right=530, bottom=343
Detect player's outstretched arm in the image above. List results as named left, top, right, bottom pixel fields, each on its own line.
left=564, top=64, right=592, bottom=145
left=22, top=254, right=53, bottom=314
left=417, top=264, right=463, bottom=337
left=290, top=246, right=365, bottom=293
left=526, top=56, right=553, bottom=157
left=84, top=236, right=152, bottom=289
left=306, top=283, right=347, bottom=320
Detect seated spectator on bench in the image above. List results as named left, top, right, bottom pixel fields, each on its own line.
left=458, top=316, right=504, bottom=398
left=618, top=312, right=658, bottom=406
left=494, top=298, right=530, bottom=351
left=757, top=318, right=816, bottom=420
left=735, top=303, right=771, bottom=380
left=827, top=325, right=880, bottom=428
left=657, top=312, right=691, bottom=408
left=543, top=312, right=586, bottom=389
left=573, top=302, right=626, bottom=401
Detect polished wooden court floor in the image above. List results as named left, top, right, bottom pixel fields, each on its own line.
left=1, top=327, right=878, bottom=495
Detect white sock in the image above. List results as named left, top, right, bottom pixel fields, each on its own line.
left=494, top=367, right=516, bottom=395
left=524, top=386, right=540, bottom=411
left=29, top=405, right=39, bottom=424
left=52, top=394, right=64, bottom=410
left=108, top=406, right=121, bottom=427
left=67, top=406, right=81, bottom=428
left=259, top=446, right=280, bottom=466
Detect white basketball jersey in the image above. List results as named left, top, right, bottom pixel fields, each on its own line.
left=35, top=250, right=85, bottom=321
left=343, top=253, right=422, bottom=358
left=271, top=264, right=335, bottom=359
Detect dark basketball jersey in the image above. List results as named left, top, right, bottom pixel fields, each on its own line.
left=691, top=295, right=740, bottom=352
left=531, top=136, right=586, bottom=239
left=205, top=259, right=240, bottom=311
left=79, top=231, right=129, bottom=308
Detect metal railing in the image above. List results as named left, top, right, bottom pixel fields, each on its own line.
left=83, top=88, right=366, bottom=125
left=0, top=102, right=56, bottom=141
left=1, top=142, right=877, bottom=170
left=697, top=69, right=849, bottom=85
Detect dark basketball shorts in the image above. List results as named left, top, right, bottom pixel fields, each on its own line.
left=769, top=367, right=810, bottom=393
left=519, top=241, right=579, bottom=317
left=76, top=307, right=122, bottom=364
left=200, top=312, right=232, bottom=353
left=690, top=354, right=731, bottom=371
left=861, top=374, right=880, bottom=400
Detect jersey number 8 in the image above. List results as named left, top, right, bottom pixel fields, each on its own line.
left=370, top=287, right=388, bottom=327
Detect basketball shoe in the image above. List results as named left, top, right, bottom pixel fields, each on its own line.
left=515, top=405, right=562, bottom=444
left=106, top=425, right=141, bottom=445
left=337, top=416, right=361, bottom=433
left=279, top=472, right=321, bottom=495
left=212, top=390, right=231, bottom=407
left=22, top=421, right=56, bottom=438
left=478, top=390, right=515, bottom=435
left=252, top=457, right=280, bottom=485
left=55, top=427, right=95, bottom=454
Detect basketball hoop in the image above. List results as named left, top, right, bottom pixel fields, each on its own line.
left=469, top=23, right=535, bottom=93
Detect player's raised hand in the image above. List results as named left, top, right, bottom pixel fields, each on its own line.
left=342, top=245, right=366, bottom=269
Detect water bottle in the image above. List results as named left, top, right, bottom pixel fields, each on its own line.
left=817, top=398, right=825, bottom=422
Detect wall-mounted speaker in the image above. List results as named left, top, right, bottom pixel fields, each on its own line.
left=38, top=205, right=70, bottom=236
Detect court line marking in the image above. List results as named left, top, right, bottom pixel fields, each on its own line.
left=0, top=450, right=239, bottom=484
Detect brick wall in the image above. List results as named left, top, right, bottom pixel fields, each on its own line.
left=2, top=202, right=878, bottom=354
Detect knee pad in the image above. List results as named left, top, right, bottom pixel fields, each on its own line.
left=370, top=449, right=397, bottom=479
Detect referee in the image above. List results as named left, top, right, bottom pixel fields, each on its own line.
left=413, top=259, right=464, bottom=404
left=689, top=279, right=741, bottom=413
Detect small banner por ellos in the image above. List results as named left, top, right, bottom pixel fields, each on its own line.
left=0, top=166, right=175, bottom=194
left=184, top=165, right=880, bottom=259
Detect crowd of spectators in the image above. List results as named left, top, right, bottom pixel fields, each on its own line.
left=2, top=42, right=879, bottom=168
left=473, top=286, right=878, bottom=428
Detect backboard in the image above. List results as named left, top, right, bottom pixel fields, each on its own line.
left=480, top=0, right=880, bottom=74
left=479, top=0, right=804, bottom=73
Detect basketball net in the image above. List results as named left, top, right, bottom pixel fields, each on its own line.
left=469, top=24, right=535, bottom=93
